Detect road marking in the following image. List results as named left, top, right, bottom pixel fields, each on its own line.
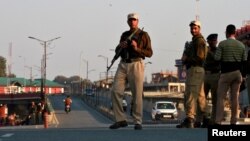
left=1, top=133, right=14, bottom=138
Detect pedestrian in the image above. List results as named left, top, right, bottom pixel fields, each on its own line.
left=64, top=95, right=72, bottom=112
left=109, top=13, right=153, bottom=130
left=36, top=102, right=44, bottom=124
left=203, top=33, right=220, bottom=124
left=243, top=35, right=250, bottom=106
left=177, top=20, right=209, bottom=128
left=29, top=101, right=37, bottom=125
left=0, top=104, right=8, bottom=126
left=236, top=34, right=250, bottom=117
left=214, top=24, right=247, bottom=125
left=8, top=112, right=16, bottom=126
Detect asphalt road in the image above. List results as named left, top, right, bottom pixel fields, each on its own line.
left=0, top=94, right=208, bottom=141
left=48, top=94, right=111, bottom=128
left=0, top=127, right=207, bottom=141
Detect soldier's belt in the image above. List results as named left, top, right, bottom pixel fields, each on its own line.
left=121, top=58, right=142, bottom=63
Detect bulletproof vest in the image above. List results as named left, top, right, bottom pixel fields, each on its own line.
left=184, top=36, right=207, bottom=67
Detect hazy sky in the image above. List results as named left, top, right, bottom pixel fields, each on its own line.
left=1, top=0, right=249, bottom=82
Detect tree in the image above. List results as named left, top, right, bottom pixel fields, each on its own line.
left=68, top=75, right=81, bottom=82
left=0, top=56, right=7, bottom=77
left=8, top=73, right=16, bottom=78
left=53, top=75, right=83, bottom=84
left=53, top=75, right=68, bottom=84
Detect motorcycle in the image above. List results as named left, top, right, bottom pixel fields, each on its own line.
left=63, top=97, right=72, bottom=114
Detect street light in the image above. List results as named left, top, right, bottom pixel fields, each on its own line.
left=25, top=65, right=32, bottom=84
left=18, top=56, right=26, bottom=87
left=98, top=55, right=109, bottom=83
left=87, top=69, right=95, bottom=80
left=80, top=57, right=95, bottom=81
left=145, top=61, right=152, bottom=83
left=81, top=58, right=89, bottom=80
left=28, top=36, right=60, bottom=102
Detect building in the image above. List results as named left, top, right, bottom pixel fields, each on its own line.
left=0, top=77, right=64, bottom=95
left=151, top=71, right=178, bottom=84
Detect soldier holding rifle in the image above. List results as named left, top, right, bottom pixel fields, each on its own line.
left=109, top=13, right=153, bottom=130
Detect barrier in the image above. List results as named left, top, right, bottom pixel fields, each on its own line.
left=43, top=112, right=48, bottom=128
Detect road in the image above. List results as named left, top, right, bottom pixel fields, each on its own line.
left=0, top=127, right=207, bottom=141
left=0, top=94, right=208, bottom=141
left=48, top=95, right=111, bottom=128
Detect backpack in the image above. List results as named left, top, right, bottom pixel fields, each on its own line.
left=197, top=37, right=208, bottom=61
left=183, top=37, right=208, bottom=64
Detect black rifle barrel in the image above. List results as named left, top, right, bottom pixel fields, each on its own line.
left=107, top=28, right=141, bottom=71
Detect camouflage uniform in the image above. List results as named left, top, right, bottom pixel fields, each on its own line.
left=203, top=34, right=220, bottom=123
left=177, top=33, right=208, bottom=128
left=185, top=34, right=207, bottom=116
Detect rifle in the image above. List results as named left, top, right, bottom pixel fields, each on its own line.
left=107, top=28, right=142, bottom=71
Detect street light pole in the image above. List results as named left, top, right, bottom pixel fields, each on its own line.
left=98, top=55, right=109, bottom=83
left=87, top=69, right=95, bottom=80
left=81, top=58, right=88, bottom=91
left=81, top=59, right=88, bottom=79
left=144, top=61, right=152, bottom=83
left=25, top=65, right=32, bottom=84
left=86, top=61, right=89, bottom=80
left=18, top=56, right=26, bottom=88
left=28, top=36, right=60, bottom=102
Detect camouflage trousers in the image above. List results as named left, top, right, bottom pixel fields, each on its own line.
left=203, top=72, right=220, bottom=122
left=184, top=66, right=207, bottom=120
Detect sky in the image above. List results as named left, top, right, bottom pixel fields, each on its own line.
left=1, top=0, right=250, bottom=82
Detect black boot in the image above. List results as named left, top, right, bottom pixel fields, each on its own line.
left=109, top=121, right=128, bottom=129
left=194, top=121, right=201, bottom=128
left=176, top=117, right=194, bottom=128
left=201, top=117, right=210, bottom=128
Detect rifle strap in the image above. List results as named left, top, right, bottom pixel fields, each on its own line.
left=128, top=28, right=139, bottom=40
left=137, top=27, right=144, bottom=46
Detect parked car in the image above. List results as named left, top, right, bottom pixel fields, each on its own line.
left=151, top=101, right=178, bottom=120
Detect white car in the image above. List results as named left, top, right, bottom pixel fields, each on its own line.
left=110, top=99, right=127, bottom=112
left=122, top=99, right=127, bottom=112
left=151, top=101, right=178, bottom=120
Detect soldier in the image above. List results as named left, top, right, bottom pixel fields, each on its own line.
left=177, top=20, right=209, bottom=128
left=203, top=33, right=220, bottom=124
left=29, top=101, right=37, bottom=125
left=109, top=13, right=153, bottom=130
